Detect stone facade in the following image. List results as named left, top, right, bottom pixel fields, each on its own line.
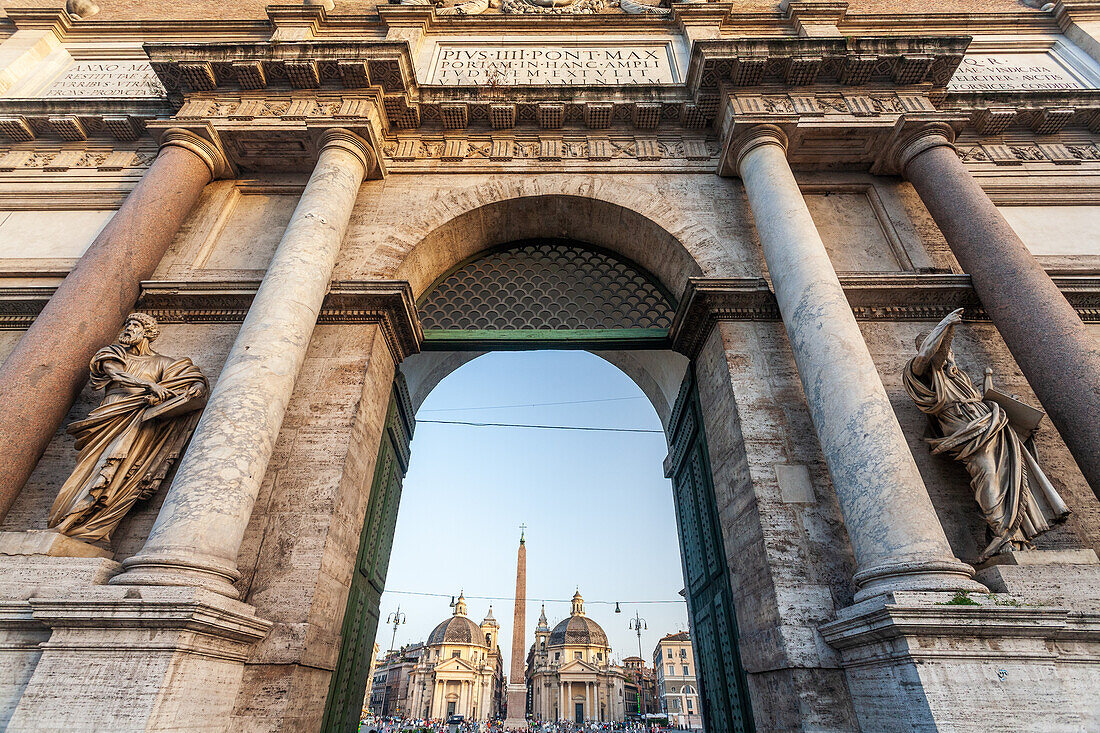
left=653, top=632, right=702, bottom=729
left=0, top=0, right=1094, bottom=731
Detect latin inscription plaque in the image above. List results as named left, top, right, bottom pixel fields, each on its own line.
left=428, top=42, right=679, bottom=85
left=43, top=61, right=166, bottom=98
left=948, top=53, right=1090, bottom=92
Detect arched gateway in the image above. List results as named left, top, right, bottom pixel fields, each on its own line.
left=0, top=4, right=1098, bottom=732
left=320, top=235, right=755, bottom=731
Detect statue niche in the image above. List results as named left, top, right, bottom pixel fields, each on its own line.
left=48, top=313, right=207, bottom=545
left=903, top=309, right=1069, bottom=562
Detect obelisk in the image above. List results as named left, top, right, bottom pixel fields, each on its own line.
left=504, top=526, right=528, bottom=731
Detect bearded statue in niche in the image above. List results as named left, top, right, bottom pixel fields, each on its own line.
left=49, top=313, right=208, bottom=545
left=903, top=308, right=1069, bottom=562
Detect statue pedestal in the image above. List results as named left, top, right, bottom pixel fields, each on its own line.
left=0, top=530, right=111, bottom=559
left=503, top=682, right=528, bottom=731
left=5, top=585, right=271, bottom=730
left=821, top=588, right=1100, bottom=731
left=0, top=550, right=120, bottom=728
left=976, top=548, right=1100, bottom=605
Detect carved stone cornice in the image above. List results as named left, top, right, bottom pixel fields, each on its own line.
left=0, top=99, right=170, bottom=143
left=946, top=90, right=1100, bottom=136
left=134, top=279, right=423, bottom=363
left=715, top=91, right=965, bottom=173
left=153, top=100, right=387, bottom=174
left=669, top=275, right=1100, bottom=358
left=144, top=41, right=415, bottom=96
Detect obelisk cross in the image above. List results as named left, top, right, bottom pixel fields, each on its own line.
left=519, top=523, right=526, bottom=543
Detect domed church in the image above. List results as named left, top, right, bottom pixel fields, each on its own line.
left=527, top=590, right=627, bottom=724
left=406, top=593, right=505, bottom=721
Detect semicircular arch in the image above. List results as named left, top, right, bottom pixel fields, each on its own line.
left=375, top=181, right=710, bottom=300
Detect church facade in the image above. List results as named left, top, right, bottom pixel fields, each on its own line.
left=0, top=0, right=1096, bottom=731
left=405, top=594, right=505, bottom=721
left=526, top=593, right=627, bottom=724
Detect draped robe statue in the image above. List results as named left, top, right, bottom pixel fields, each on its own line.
left=903, top=309, right=1068, bottom=562
left=48, top=313, right=208, bottom=544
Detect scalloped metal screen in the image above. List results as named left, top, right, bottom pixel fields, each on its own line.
left=418, top=242, right=674, bottom=331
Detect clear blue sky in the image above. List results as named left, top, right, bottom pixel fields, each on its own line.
left=377, top=351, right=689, bottom=667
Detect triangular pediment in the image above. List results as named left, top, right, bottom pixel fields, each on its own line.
left=434, top=656, right=478, bottom=673
left=559, top=658, right=599, bottom=673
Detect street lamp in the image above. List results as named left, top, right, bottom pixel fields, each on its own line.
left=386, top=606, right=407, bottom=653
left=628, top=611, right=647, bottom=718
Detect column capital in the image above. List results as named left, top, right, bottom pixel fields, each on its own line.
left=730, top=124, right=789, bottom=174
left=318, top=127, right=377, bottom=179
left=159, top=127, right=231, bottom=180
left=890, top=122, right=955, bottom=177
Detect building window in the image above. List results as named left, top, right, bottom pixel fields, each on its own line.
left=555, top=652, right=560, bottom=661
left=667, top=665, right=674, bottom=675
left=453, top=651, right=461, bottom=658
left=683, top=665, right=689, bottom=675
left=680, top=648, right=687, bottom=659
left=574, top=651, right=582, bottom=660
left=597, top=652, right=603, bottom=661
left=687, top=699, right=694, bottom=712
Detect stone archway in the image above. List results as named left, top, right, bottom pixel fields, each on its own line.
left=322, top=232, right=755, bottom=732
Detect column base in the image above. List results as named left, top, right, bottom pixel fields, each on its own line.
left=821, top=590, right=1100, bottom=732
left=852, top=557, right=986, bottom=603
left=111, top=550, right=242, bottom=599
left=6, top=584, right=271, bottom=730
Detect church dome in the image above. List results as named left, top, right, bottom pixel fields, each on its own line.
left=427, top=592, right=488, bottom=647
left=548, top=615, right=609, bottom=648
left=547, top=590, right=609, bottom=648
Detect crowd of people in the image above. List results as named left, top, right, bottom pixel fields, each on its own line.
left=359, top=718, right=690, bottom=733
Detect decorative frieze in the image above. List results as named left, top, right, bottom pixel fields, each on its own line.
left=0, top=145, right=156, bottom=172
left=956, top=140, right=1100, bottom=165
left=378, top=135, right=718, bottom=163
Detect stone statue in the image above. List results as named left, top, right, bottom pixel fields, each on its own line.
left=48, top=313, right=208, bottom=544
left=903, top=308, right=1069, bottom=562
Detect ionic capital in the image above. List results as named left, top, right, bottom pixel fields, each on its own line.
left=891, top=122, right=955, bottom=177
left=318, top=127, right=377, bottom=180
left=159, top=127, right=231, bottom=180
left=731, top=124, right=789, bottom=174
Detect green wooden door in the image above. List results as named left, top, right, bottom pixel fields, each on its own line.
left=322, top=377, right=414, bottom=732
left=666, top=370, right=754, bottom=733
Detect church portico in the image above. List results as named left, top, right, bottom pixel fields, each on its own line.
left=0, top=1, right=1096, bottom=731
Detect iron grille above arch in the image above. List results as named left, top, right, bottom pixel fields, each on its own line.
left=417, top=240, right=676, bottom=347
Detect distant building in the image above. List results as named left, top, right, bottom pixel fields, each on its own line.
left=653, top=632, right=702, bottom=729
left=621, top=656, right=659, bottom=718
left=527, top=592, right=627, bottom=724
left=368, top=643, right=425, bottom=717
left=405, top=593, right=505, bottom=721
left=362, top=642, right=381, bottom=717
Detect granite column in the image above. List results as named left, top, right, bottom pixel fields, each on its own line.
left=898, top=124, right=1100, bottom=500
left=735, top=125, right=984, bottom=601
left=0, top=129, right=225, bottom=521
left=111, top=129, right=374, bottom=597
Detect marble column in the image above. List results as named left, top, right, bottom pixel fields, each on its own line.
left=0, top=129, right=225, bottom=521
left=111, top=129, right=374, bottom=597
left=735, top=125, right=985, bottom=601
left=897, top=124, right=1100, bottom=500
